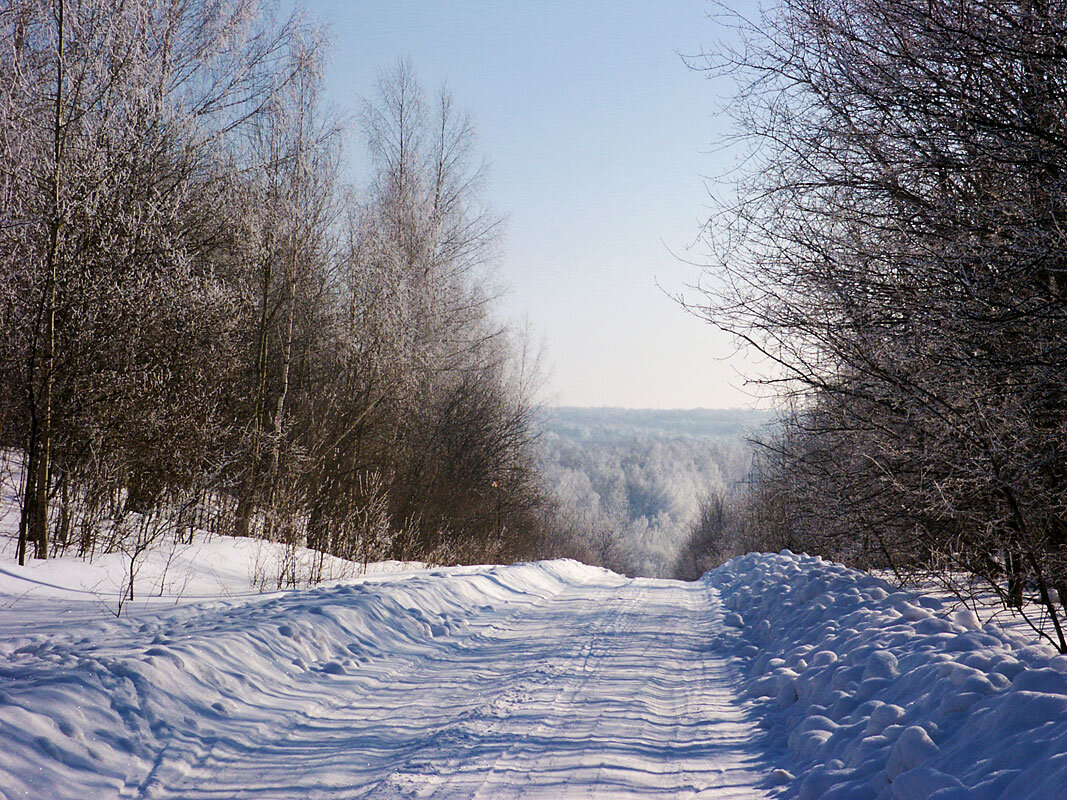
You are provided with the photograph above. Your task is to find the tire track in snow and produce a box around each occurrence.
[128,570,584,799]
[463,582,649,800]
[358,580,635,799]
[435,582,648,800]
[363,578,772,799]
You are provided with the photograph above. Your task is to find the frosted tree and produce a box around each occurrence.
[696,0,1067,650]
[233,27,338,541]
[0,0,324,560]
[341,61,541,561]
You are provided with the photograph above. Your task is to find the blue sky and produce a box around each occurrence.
[305,0,762,409]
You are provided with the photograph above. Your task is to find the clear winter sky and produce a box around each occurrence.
[307,0,762,409]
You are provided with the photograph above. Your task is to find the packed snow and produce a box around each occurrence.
[1,539,1065,798]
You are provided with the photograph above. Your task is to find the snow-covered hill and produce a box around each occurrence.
[1,541,1064,799]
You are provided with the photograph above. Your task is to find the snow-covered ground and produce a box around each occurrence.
[0,531,422,623]
[0,542,771,799]
[708,552,1067,800]
[1,541,1065,799]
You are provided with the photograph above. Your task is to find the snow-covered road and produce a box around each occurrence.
[348,578,768,800]
[1,561,771,799]
[140,577,769,799]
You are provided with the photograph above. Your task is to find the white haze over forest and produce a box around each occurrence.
[537,408,772,578]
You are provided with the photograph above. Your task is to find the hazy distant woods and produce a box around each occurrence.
[692,0,1067,650]
[0,0,545,574]
[539,409,763,578]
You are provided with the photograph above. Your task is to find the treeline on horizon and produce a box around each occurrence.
[539,408,762,579]
[683,0,1067,652]
[0,0,560,578]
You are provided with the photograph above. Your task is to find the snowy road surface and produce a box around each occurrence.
[332,577,768,800]
[0,561,771,799]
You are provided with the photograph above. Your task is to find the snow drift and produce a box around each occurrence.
[707,551,1067,800]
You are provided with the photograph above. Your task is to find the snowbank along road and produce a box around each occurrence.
[0,560,771,799]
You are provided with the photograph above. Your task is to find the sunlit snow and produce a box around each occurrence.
[1,540,1065,798]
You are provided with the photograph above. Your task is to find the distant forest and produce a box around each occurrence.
[537,408,769,578]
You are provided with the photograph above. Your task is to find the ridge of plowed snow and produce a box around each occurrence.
[706,551,1067,800]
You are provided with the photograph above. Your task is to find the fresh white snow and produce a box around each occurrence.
[1,541,1066,799]
[708,551,1067,800]
[0,541,771,799]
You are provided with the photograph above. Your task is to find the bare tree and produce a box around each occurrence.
[695,0,1067,649]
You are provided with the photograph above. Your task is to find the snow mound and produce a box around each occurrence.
[705,551,1067,800]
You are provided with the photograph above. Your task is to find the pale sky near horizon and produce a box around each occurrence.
[306,0,765,410]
